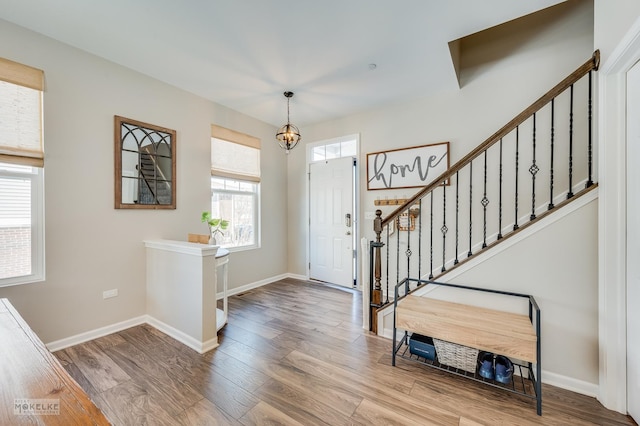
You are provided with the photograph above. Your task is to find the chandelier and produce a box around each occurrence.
[275,91,301,153]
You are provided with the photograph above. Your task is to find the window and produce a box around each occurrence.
[310,136,357,162]
[210,125,260,250]
[0,58,45,286]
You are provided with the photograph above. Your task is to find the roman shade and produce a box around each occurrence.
[211,125,260,182]
[0,58,44,167]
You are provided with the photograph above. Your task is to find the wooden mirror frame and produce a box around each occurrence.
[114,116,176,209]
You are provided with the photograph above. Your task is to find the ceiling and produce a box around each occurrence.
[0,0,565,127]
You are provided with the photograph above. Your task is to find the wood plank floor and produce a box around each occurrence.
[54,278,636,425]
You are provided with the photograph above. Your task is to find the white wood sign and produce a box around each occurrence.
[367,142,450,190]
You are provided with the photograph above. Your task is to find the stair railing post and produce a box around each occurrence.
[371,209,384,333]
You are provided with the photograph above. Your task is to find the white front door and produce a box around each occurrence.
[626,59,640,423]
[309,157,354,287]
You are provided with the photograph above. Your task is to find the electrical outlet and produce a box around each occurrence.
[103,289,118,299]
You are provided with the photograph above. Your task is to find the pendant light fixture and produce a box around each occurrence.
[275,91,301,154]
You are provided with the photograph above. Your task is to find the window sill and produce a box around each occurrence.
[221,244,259,254]
[0,273,45,288]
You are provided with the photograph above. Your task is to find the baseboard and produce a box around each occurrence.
[45,315,147,352]
[542,370,599,398]
[48,273,293,351]
[145,315,218,354]
[285,273,308,281]
[216,272,301,299]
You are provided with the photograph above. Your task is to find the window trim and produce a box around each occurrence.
[211,176,260,252]
[0,165,45,287]
[210,125,261,252]
[307,134,359,163]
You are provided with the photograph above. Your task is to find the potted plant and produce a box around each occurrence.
[201,211,229,245]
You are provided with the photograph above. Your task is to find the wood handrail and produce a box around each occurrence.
[381,50,600,228]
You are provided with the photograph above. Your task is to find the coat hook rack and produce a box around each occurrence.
[374,197,410,206]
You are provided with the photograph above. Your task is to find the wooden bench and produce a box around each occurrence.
[396,294,537,362]
[0,298,110,425]
[392,281,541,415]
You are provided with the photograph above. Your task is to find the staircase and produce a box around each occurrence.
[368,51,600,334]
[137,150,171,205]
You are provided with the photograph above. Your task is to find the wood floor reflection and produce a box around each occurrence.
[55,278,635,425]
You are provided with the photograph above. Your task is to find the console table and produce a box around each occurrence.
[0,298,109,425]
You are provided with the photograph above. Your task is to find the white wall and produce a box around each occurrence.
[0,19,288,343]
[452,199,599,386]
[288,1,598,387]
[595,0,640,64]
[289,0,594,277]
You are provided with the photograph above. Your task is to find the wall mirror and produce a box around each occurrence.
[114,116,176,209]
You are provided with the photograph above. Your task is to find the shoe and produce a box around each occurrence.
[495,355,514,384]
[477,351,494,380]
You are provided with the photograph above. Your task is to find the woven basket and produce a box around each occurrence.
[433,339,479,373]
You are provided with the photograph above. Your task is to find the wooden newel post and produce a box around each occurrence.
[371,209,383,333]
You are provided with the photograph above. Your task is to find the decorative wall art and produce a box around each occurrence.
[114,116,176,209]
[396,212,415,232]
[367,142,450,190]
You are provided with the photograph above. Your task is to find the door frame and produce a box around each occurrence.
[625,57,640,422]
[598,18,640,414]
[306,135,361,289]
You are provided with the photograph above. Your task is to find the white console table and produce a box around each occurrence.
[144,239,229,353]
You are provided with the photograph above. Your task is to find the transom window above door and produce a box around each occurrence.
[310,136,357,162]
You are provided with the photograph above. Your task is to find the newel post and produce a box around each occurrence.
[371,209,383,333]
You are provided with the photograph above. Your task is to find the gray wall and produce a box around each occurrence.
[0,19,288,343]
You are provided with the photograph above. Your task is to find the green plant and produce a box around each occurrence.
[201,211,229,241]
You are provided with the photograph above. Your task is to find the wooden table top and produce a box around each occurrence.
[0,298,110,425]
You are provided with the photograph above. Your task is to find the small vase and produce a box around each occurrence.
[209,235,216,245]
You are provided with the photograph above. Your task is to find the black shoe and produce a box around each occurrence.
[478,351,494,380]
[495,355,514,384]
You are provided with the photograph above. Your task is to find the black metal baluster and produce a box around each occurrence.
[587,70,594,188]
[530,113,538,221]
[514,127,520,231]
[498,138,503,239]
[385,226,390,304]
[405,207,411,285]
[417,199,422,283]
[568,84,575,199]
[549,98,555,210]
[455,171,460,265]
[481,150,489,248]
[441,183,448,272]
[468,161,473,257]
[429,191,434,279]
[396,215,400,296]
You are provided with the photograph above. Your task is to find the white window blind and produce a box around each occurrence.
[0,175,30,226]
[0,58,44,167]
[211,125,260,182]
